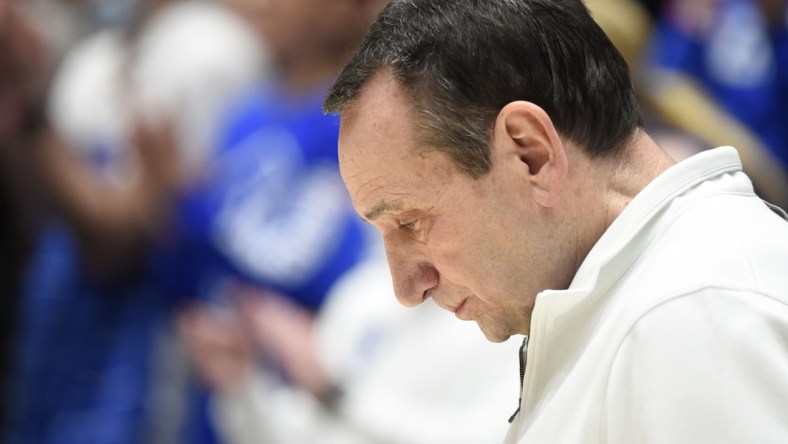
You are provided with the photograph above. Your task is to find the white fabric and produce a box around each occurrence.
[505,146,788,443]
[48,2,266,179]
[132,1,267,177]
[48,29,130,161]
[214,251,522,444]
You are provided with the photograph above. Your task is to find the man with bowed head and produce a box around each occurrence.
[324,0,788,442]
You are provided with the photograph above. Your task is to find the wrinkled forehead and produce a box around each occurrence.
[337,70,413,145]
[336,72,421,202]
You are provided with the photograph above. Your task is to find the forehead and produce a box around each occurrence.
[338,71,414,156]
[338,72,464,220]
[337,73,425,210]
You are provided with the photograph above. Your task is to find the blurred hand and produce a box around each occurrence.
[178,303,254,392]
[132,115,182,197]
[235,287,333,399]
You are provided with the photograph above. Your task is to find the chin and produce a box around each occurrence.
[477,322,511,343]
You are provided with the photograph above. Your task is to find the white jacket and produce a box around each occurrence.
[505,147,788,443]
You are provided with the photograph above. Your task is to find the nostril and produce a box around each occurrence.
[386,252,438,307]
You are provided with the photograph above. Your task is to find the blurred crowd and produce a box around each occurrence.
[0,0,786,444]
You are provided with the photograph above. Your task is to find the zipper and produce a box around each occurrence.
[508,335,529,423]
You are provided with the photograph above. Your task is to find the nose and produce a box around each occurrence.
[384,236,439,307]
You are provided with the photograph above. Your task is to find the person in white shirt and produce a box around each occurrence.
[322,0,788,442]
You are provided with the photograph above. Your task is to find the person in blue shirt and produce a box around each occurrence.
[174,0,390,312]
[4,0,387,442]
[188,85,367,312]
[174,0,390,437]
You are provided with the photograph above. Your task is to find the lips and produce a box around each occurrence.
[431,293,472,319]
[453,298,468,318]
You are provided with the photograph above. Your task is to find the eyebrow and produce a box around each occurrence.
[363,199,403,221]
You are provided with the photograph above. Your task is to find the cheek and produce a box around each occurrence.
[429,220,507,291]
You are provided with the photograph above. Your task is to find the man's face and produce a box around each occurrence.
[338,73,556,342]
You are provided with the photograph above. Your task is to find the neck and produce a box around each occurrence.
[568,129,676,273]
[599,130,675,222]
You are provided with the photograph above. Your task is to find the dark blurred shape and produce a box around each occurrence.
[635,0,665,18]
[0,0,53,431]
[2,1,267,443]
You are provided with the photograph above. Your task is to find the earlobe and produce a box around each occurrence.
[497,101,568,207]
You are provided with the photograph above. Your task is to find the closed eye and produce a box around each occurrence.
[399,219,418,231]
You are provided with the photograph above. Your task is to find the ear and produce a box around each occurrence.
[492,101,568,207]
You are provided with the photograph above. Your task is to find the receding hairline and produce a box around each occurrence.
[338,68,473,164]
[331,68,434,147]
[324,65,395,116]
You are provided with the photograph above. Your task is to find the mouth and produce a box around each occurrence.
[453,298,468,316]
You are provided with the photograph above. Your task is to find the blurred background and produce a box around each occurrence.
[0,0,786,443]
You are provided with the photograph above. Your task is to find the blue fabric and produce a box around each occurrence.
[648,0,788,166]
[180,82,368,311]
[5,226,176,444]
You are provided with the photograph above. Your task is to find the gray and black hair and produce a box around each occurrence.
[324,0,643,178]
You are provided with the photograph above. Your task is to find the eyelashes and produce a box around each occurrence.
[398,219,418,231]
